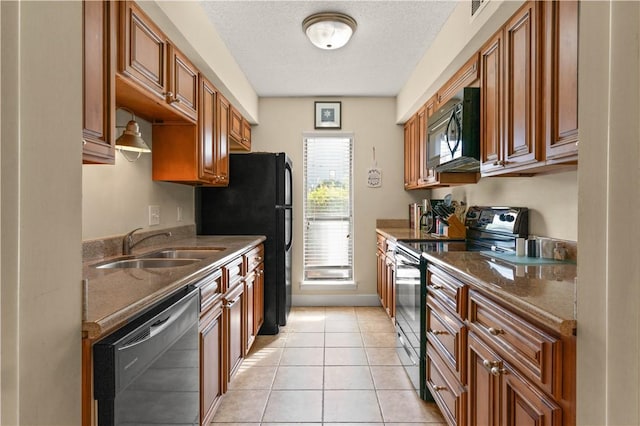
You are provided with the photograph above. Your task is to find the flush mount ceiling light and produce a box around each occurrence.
[115,108,151,162]
[302,12,357,50]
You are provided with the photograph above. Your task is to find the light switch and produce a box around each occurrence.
[148,205,160,226]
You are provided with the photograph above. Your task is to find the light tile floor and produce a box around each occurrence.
[212,306,446,425]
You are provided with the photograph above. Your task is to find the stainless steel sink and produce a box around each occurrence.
[93,258,202,269]
[138,248,225,259]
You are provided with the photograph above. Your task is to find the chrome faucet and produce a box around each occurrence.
[122,227,172,255]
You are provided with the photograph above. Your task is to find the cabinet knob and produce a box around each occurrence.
[82,139,87,146]
[256,256,263,262]
[490,366,507,376]
[488,327,504,336]
[575,141,579,147]
[483,359,499,369]
[430,329,449,336]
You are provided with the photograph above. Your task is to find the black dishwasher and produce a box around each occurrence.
[93,286,200,426]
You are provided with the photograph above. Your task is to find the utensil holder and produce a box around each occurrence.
[443,214,466,239]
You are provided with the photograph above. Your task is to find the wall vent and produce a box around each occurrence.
[471,0,486,17]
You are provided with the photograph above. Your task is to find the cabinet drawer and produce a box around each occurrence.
[427,294,467,385]
[468,290,562,397]
[223,256,244,292]
[199,269,223,313]
[244,244,264,273]
[427,264,468,321]
[426,342,467,426]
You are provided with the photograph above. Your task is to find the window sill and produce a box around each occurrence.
[300,280,357,291]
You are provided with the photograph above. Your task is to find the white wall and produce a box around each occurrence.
[431,171,578,241]
[1,2,82,424]
[253,98,428,303]
[577,2,640,424]
[82,111,195,240]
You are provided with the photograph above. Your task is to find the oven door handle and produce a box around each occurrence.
[397,333,418,365]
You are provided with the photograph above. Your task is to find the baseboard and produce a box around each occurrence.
[292,294,380,307]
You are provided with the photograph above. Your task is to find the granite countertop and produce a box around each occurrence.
[376,227,463,242]
[422,250,577,336]
[377,226,577,336]
[82,235,265,340]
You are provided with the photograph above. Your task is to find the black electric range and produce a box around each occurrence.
[394,206,528,401]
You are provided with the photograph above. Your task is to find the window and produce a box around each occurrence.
[303,133,354,284]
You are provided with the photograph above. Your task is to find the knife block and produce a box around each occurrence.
[443,215,466,239]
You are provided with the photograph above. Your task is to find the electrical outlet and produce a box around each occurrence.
[177,206,183,222]
[148,205,160,226]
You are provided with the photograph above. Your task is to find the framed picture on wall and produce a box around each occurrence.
[314,101,341,129]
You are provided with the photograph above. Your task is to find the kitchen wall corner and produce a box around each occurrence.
[82,110,195,241]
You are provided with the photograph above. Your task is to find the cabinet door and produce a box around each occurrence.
[200,303,223,426]
[240,119,252,151]
[385,255,395,318]
[83,0,115,164]
[544,0,579,161]
[244,273,256,354]
[254,264,264,333]
[229,106,243,145]
[503,2,541,169]
[468,332,501,426]
[403,115,418,189]
[437,52,480,105]
[199,76,217,183]
[216,94,231,185]
[480,30,504,175]
[118,1,167,99]
[168,44,198,121]
[224,285,244,383]
[417,106,438,186]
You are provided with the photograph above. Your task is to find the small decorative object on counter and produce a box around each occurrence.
[526,237,539,257]
[553,242,567,260]
[516,238,526,256]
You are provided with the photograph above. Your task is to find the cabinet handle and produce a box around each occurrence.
[430,330,449,336]
[82,139,87,146]
[488,327,504,336]
[575,141,579,147]
[433,385,447,392]
[225,295,242,309]
[429,284,443,290]
[163,91,181,104]
[483,359,500,369]
[492,160,506,167]
[490,366,507,376]
[256,256,263,262]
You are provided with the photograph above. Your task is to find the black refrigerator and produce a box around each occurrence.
[195,152,292,334]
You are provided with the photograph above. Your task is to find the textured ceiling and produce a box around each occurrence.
[199,1,458,97]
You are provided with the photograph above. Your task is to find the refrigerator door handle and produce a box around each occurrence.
[286,208,293,251]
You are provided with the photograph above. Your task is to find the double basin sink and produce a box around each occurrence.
[92,248,225,269]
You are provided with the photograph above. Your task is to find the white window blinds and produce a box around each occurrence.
[303,134,354,282]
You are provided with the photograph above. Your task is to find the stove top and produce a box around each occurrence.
[397,206,529,257]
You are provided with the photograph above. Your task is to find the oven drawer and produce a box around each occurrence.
[468,289,562,398]
[427,294,467,385]
[426,341,467,426]
[427,264,468,321]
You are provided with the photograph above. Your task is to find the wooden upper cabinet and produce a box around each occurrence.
[229,105,251,151]
[116,1,196,123]
[168,43,198,121]
[199,76,218,183]
[83,0,116,164]
[216,94,231,185]
[481,1,543,176]
[118,1,167,99]
[480,30,504,174]
[403,115,419,189]
[502,1,542,170]
[437,52,480,106]
[544,0,579,162]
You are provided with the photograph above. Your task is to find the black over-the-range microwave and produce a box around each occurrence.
[427,87,480,173]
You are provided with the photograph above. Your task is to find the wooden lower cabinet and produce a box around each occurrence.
[375,233,396,318]
[244,271,256,353]
[424,266,574,426]
[200,298,223,426]
[223,283,245,386]
[468,332,562,426]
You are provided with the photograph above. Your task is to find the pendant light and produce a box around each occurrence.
[115,108,151,162]
[303,12,357,50]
